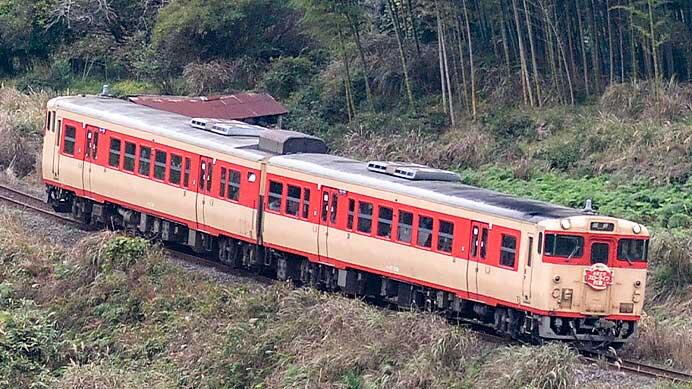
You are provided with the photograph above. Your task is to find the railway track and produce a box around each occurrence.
[1,183,691,384]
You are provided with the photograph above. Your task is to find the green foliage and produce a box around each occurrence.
[260,56,317,99]
[480,344,577,389]
[100,236,151,273]
[460,166,692,230]
[0,301,61,387]
[111,80,160,97]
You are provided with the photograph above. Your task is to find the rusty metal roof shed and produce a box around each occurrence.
[129,93,288,121]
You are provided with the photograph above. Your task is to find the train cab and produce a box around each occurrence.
[531,214,649,344]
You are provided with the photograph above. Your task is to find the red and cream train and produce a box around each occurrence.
[42,95,649,346]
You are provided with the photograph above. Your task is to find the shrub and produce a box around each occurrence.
[182,60,236,95]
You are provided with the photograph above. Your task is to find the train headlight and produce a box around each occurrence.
[560,219,571,230]
[632,224,642,234]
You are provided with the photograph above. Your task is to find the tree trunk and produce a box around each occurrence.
[607,0,615,85]
[564,2,578,88]
[461,0,477,118]
[455,13,470,111]
[629,0,638,81]
[500,3,512,79]
[648,0,659,83]
[437,3,448,114]
[348,16,374,111]
[576,0,590,96]
[523,0,542,106]
[388,0,415,110]
[407,0,422,56]
[586,0,602,91]
[512,0,533,106]
[338,29,356,122]
[618,10,625,82]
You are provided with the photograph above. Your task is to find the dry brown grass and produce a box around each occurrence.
[626,315,692,371]
[599,80,692,122]
[476,343,578,389]
[334,125,496,170]
[0,86,52,177]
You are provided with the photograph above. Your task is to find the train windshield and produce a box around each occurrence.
[544,234,584,259]
[617,239,648,263]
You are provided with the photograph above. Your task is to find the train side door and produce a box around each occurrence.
[196,156,215,230]
[521,235,535,304]
[82,126,100,194]
[467,221,489,299]
[317,186,339,261]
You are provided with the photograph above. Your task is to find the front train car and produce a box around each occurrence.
[530,214,648,345]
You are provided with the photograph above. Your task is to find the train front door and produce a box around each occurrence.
[467,221,489,299]
[196,156,215,230]
[82,125,100,194]
[317,186,339,261]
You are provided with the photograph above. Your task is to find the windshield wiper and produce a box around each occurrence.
[566,245,580,261]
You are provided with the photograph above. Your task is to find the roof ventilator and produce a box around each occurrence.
[367,161,460,182]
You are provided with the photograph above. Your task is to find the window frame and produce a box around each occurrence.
[169,154,183,186]
[617,239,648,263]
[301,188,311,219]
[108,137,122,168]
[138,146,152,177]
[154,150,167,181]
[62,125,77,156]
[356,201,373,235]
[437,220,454,254]
[267,180,284,213]
[286,184,301,217]
[499,234,518,268]
[123,141,136,172]
[416,214,434,249]
[376,206,393,239]
[397,210,414,244]
[228,169,241,202]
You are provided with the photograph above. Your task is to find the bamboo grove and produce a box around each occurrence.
[298,0,692,121]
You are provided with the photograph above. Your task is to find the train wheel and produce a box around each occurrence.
[218,237,240,267]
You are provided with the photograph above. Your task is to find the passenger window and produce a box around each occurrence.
[377,206,393,238]
[154,151,167,180]
[480,228,488,259]
[357,202,373,234]
[228,169,241,201]
[471,226,479,256]
[302,189,311,218]
[397,210,413,243]
[347,199,355,229]
[437,220,454,253]
[220,168,227,197]
[500,234,517,267]
[123,142,136,172]
[138,147,151,176]
[591,242,610,265]
[417,216,433,248]
[56,120,62,146]
[108,138,121,168]
[91,132,99,159]
[206,163,213,191]
[268,181,283,211]
[183,158,191,187]
[321,193,329,221]
[544,234,584,258]
[330,193,339,223]
[170,154,182,185]
[286,185,301,216]
[63,125,76,155]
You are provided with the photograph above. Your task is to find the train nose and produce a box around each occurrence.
[582,263,614,314]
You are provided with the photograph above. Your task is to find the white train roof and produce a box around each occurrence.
[269,153,585,223]
[49,96,272,161]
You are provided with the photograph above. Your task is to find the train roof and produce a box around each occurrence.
[269,154,585,223]
[49,96,273,161]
